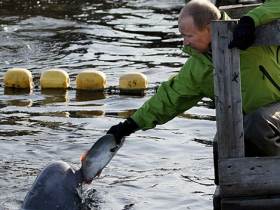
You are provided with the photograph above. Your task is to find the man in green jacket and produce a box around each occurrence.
[108,0,280,156]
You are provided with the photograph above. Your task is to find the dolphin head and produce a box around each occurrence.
[21,134,124,210]
[21,161,82,210]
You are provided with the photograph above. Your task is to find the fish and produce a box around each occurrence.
[81,134,125,182]
[21,134,124,210]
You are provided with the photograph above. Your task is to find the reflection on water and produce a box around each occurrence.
[4,87,32,95]
[40,89,69,104]
[0,0,217,210]
[76,90,106,102]
[5,99,33,107]
[69,110,105,118]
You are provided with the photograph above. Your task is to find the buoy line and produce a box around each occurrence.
[1,68,160,96]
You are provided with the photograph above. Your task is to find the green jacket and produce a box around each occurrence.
[132,0,280,130]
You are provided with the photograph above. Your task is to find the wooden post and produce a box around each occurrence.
[219,156,280,197]
[211,20,245,159]
[212,19,280,210]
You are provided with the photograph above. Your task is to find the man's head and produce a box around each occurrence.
[178,0,221,53]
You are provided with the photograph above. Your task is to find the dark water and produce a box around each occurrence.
[0,1,216,209]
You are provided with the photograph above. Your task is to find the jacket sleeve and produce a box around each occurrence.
[131,57,207,130]
[246,0,280,27]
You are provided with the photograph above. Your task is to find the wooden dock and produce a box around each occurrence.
[211,17,280,210]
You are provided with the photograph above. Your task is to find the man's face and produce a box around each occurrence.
[179,16,211,53]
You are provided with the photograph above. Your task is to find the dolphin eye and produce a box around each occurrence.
[110,146,119,153]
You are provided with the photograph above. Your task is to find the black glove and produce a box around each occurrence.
[107,117,139,144]
[228,16,255,50]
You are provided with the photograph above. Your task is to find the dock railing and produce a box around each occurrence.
[211,19,280,209]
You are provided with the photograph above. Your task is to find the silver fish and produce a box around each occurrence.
[81,134,124,182]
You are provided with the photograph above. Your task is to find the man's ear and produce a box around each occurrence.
[205,24,211,33]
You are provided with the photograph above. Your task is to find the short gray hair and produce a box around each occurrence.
[179,0,221,30]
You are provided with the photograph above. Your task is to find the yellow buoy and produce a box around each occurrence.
[119,72,148,89]
[4,68,33,89]
[119,72,148,95]
[40,69,70,89]
[76,70,107,90]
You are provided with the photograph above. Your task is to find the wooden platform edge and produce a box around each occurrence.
[254,19,280,46]
[221,195,280,210]
[218,156,280,197]
[219,3,261,19]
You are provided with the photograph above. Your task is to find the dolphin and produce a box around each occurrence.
[21,134,123,210]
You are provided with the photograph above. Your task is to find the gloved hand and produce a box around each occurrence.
[228,16,255,50]
[107,117,139,144]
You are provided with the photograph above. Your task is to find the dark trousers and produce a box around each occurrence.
[244,102,280,156]
[213,101,280,184]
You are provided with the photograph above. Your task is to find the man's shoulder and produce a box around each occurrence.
[182,48,213,69]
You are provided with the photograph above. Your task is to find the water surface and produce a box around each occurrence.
[0,1,216,209]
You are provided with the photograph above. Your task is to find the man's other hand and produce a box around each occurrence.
[228,16,255,50]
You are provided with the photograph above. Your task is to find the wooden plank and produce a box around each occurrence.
[215,0,237,6]
[219,156,280,197]
[211,20,245,159]
[213,186,221,210]
[221,195,280,210]
[219,3,261,19]
[254,20,280,46]
[216,0,262,6]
